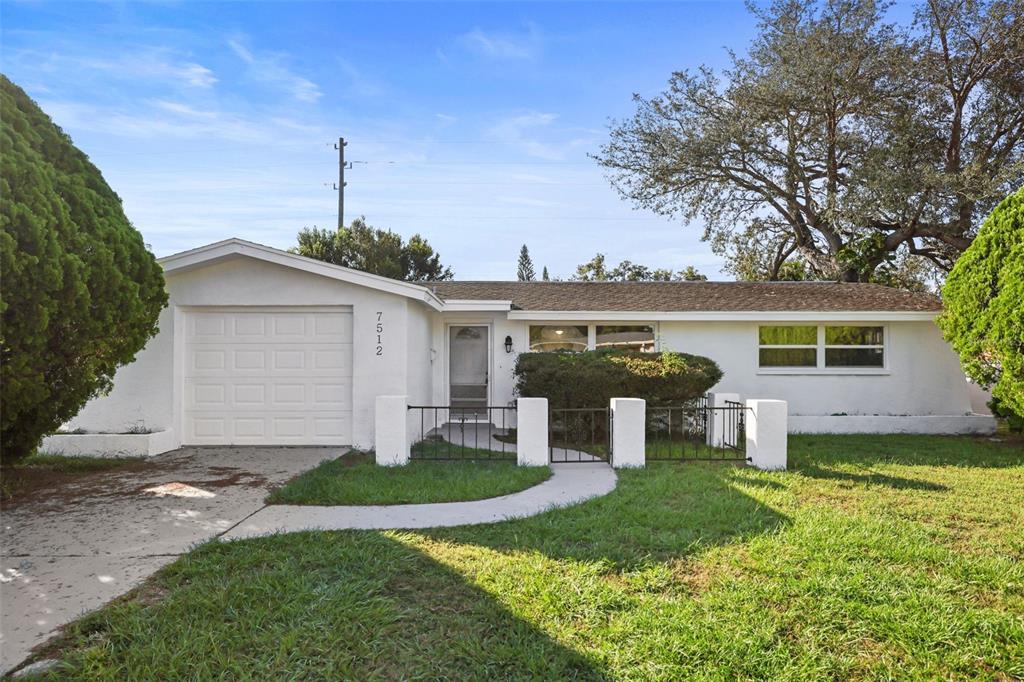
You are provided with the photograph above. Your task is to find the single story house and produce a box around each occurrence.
[48,237,994,456]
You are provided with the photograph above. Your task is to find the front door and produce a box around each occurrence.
[449,326,488,420]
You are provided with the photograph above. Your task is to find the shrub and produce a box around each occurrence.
[0,76,167,462]
[939,187,1024,417]
[514,349,723,407]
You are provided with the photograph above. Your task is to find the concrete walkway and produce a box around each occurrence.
[222,462,617,539]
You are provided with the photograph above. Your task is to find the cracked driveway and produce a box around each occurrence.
[0,446,339,674]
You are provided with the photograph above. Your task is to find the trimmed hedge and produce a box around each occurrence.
[514,349,723,407]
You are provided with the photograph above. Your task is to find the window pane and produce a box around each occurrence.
[595,325,655,352]
[759,325,816,345]
[825,348,884,367]
[529,325,588,352]
[825,326,883,345]
[759,348,817,367]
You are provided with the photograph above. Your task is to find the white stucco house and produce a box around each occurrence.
[45,237,994,456]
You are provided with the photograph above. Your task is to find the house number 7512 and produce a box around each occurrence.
[375,311,383,356]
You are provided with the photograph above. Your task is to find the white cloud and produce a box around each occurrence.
[488,111,565,160]
[6,48,217,89]
[458,25,542,60]
[227,37,321,103]
[435,113,458,127]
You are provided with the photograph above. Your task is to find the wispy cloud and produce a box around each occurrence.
[487,111,565,160]
[336,58,386,98]
[457,24,542,60]
[227,36,321,103]
[5,47,217,89]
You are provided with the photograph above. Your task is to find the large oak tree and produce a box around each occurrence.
[598,0,1024,285]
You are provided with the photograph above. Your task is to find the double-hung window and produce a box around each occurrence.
[758,325,885,371]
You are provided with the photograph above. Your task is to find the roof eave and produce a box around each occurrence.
[506,310,940,321]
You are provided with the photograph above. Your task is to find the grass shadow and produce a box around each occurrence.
[426,460,791,570]
[797,464,949,491]
[37,531,604,680]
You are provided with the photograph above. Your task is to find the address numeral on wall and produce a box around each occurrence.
[375,312,384,356]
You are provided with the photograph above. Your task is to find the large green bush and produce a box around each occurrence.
[0,76,167,462]
[939,187,1024,418]
[514,349,723,407]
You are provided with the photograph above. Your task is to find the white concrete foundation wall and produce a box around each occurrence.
[659,320,973,419]
[40,429,178,458]
[516,398,549,467]
[610,398,646,469]
[790,414,996,435]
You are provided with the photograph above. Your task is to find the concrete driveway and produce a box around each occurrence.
[0,446,339,674]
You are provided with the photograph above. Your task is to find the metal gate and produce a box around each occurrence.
[645,400,748,462]
[549,407,610,463]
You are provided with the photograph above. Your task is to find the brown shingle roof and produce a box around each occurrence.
[428,281,942,312]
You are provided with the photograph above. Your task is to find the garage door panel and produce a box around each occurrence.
[184,309,352,445]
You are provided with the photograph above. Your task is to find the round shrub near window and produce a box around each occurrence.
[513,349,723,407]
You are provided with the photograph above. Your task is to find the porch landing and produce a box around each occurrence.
[221,463,616,538]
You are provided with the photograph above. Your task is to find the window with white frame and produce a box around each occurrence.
[528,325,588,352]
[824,326,884,367]
[758,325,885,369]
[595,325,656,352]
[758,326,817,367]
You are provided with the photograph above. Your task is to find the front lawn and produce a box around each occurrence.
[266,451,552,505]
[33,435,1024,679]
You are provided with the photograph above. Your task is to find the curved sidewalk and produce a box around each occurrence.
[221,463,616,540]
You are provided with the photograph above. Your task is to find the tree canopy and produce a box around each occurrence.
[939,187,1023,416]
[0,76,167,461]
[573,253,707,281]
[294,217,453,281]
[517,244,536,281]
[598,0,1024,286]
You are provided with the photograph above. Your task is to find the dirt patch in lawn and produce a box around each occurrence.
[0,458,162,509]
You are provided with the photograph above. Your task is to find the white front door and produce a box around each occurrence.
[449,325,488,418]
[183,308,353,445]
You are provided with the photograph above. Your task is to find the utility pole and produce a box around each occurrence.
[334,137,350,229]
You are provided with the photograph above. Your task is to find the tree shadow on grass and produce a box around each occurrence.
[796,464,949,491]
[41,531,603,680]
[426,461,791,570]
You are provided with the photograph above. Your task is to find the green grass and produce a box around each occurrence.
[13,453,142,472]
[266,451,552,505]
[32,435,1024,679]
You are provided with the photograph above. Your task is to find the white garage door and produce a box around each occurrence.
[183,308,353,445]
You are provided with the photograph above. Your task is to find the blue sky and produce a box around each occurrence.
[2,1,763,279]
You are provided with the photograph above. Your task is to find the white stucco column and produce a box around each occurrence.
[610,398,646,469]
[746,399,788,471]
[375,395,410,466]
[516,398,549,467]
[706,392,740,448]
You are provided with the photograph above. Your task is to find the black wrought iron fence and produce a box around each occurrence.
[407,405,517,461]
[549,407,610,463]
[646,400,747,462]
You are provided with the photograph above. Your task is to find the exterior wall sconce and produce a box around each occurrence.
[504,335,513,353]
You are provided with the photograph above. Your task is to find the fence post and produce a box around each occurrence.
[516,398,549,467]
[375,395,410,466]
[745,399,787,470]
[706,392,740,447]
[610,398,646,469]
